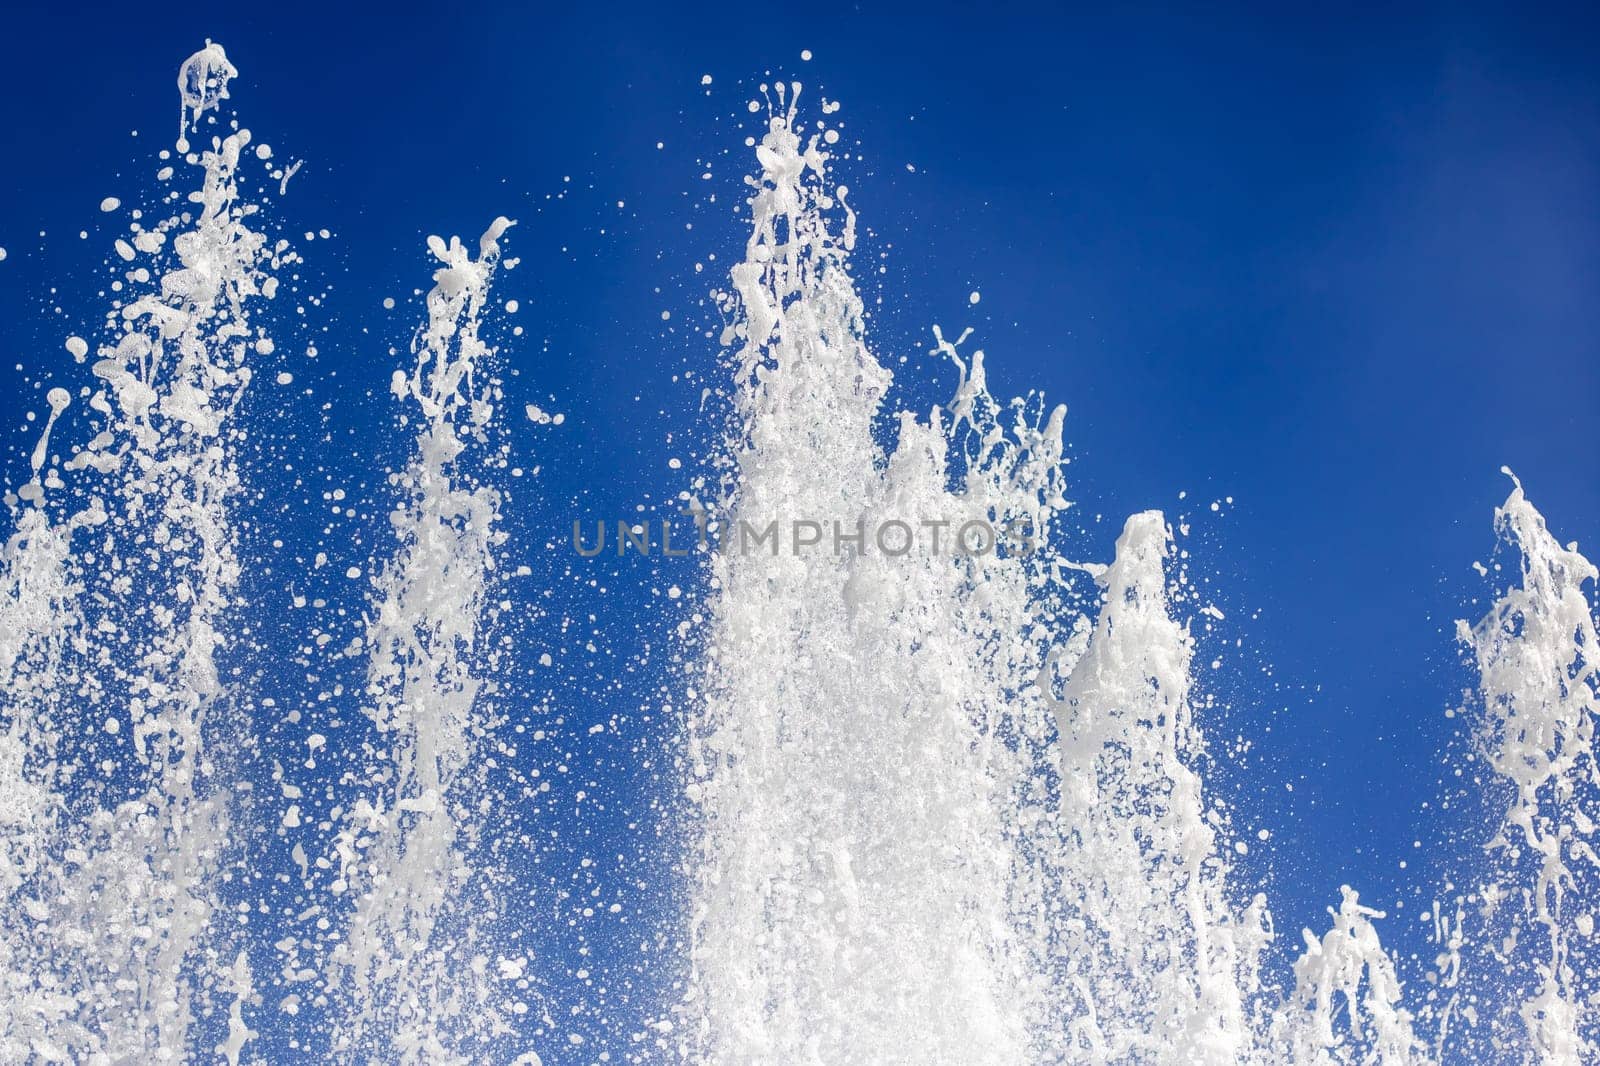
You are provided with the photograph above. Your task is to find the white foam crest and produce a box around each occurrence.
[331,218,517,1063]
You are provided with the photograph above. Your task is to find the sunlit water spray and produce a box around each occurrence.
[681,85,1278,1064]
[0,45,1596,1066]
[681,88,1065,1062]
[329,217,520,1063]
[678,79,1599,1066]
[0,40,294,1062]
[1447,474,1600,1064]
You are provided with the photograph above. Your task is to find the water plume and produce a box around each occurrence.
[681,89,1064,1063]
[330,218,519,1064]
[1450,472,1600,1063]
[0,42,1597,1066]
[676,82,1281,1065]
[0,39,292,1061]
[1040,511,1273,1063]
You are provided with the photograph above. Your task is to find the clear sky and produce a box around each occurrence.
[2,2,1598,1059]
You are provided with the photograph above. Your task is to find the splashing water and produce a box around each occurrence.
[0,40,296,1062]
[1269,885,1425,1065]
[678,82,1600,1065]
[1038,511,1275,1063]
[1,45,1597,1066]
[177,41,237,152]
[682,91,1064,1062]
[1447,472,1600,1064]
[330,217,518,1063]
[679,86,1353,1066]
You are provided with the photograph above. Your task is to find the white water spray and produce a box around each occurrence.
[1039,510,1274,1063]
[1450,472,1600,1063]
[682,89,1066,1062]
[0,45,1596,1066]
[0,40,292,1061]
[330,219,520,1064]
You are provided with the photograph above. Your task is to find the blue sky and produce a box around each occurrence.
[2,1,1598,1057]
